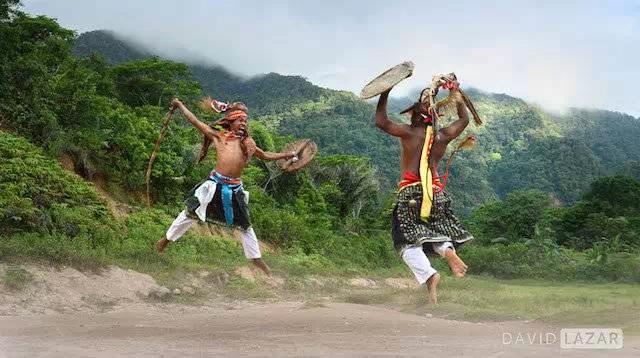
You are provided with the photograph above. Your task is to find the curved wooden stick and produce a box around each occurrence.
[145,109,175,207]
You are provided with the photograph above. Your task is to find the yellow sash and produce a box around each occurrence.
[419,126,434,220]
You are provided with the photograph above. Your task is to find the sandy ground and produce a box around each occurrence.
[1,264,638,357]
[1,302,638,357]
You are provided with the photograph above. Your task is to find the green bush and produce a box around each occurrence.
[460,242,640,282]
[0,132,114,236]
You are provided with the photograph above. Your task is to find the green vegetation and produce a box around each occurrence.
[412,276,640,333]
[73,31,640,210]
[0,0,638,301]
[0,130,395,277]
[464,177,640,282]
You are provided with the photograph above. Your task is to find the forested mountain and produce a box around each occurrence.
[73,30,151,64]
[73,31,402,189]
[73,30,640,211]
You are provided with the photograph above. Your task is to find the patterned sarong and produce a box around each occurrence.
[392,183,473,255]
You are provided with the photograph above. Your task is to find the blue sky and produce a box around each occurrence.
[23,0,640,116]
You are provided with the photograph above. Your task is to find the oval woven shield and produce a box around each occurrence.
[277,139,317,172]
[360,61,414,99]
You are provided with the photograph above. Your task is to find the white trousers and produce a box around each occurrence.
[402,242,454,284]
[165,210,261,259]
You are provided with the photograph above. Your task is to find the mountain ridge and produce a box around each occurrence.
[73,30,640,211]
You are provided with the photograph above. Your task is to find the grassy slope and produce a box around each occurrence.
[0,130,397,277]
[0,131,246,272]
[3,130,638,332]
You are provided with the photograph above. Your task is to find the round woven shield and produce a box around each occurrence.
[360,61,414,99]
[277,139,317,172]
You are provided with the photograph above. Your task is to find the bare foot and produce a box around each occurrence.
[156,237,170,253]
[251,258,272,276]
[426,272,440,304]
[444,249,467,278]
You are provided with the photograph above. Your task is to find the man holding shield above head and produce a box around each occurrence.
[362,63,482,303]
[155,97,315,276]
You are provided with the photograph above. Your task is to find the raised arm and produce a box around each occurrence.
[375,89,411,138]
[437,88,469,144]
[254,146,295,161]
[171,98,219,141]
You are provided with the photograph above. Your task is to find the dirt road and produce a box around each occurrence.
[1,302,637,357]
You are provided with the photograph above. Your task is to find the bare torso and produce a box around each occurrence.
[399,125,447,177]
[375,88,469,181]
[212,135,256,178]
[169,99,293,179]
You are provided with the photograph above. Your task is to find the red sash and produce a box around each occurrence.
[399,171,448,192]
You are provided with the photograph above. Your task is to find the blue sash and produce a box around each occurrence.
[209,171,244,225]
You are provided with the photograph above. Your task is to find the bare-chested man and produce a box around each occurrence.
[375,80,474,304]
[156,98,296,275]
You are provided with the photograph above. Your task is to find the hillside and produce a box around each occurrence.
[73,30,151,64]
[0,131,116,264]
[71,30,640,211]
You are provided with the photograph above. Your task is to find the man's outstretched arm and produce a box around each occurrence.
[171,98,219,141]
[254,147,295,161]
[375,89,411,138]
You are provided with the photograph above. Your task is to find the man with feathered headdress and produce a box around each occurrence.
[156,97,297,275]
[374,74,481,303]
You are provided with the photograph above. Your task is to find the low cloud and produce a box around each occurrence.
[24,0,640,116]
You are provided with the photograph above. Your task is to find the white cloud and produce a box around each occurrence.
[23,0,640,116]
